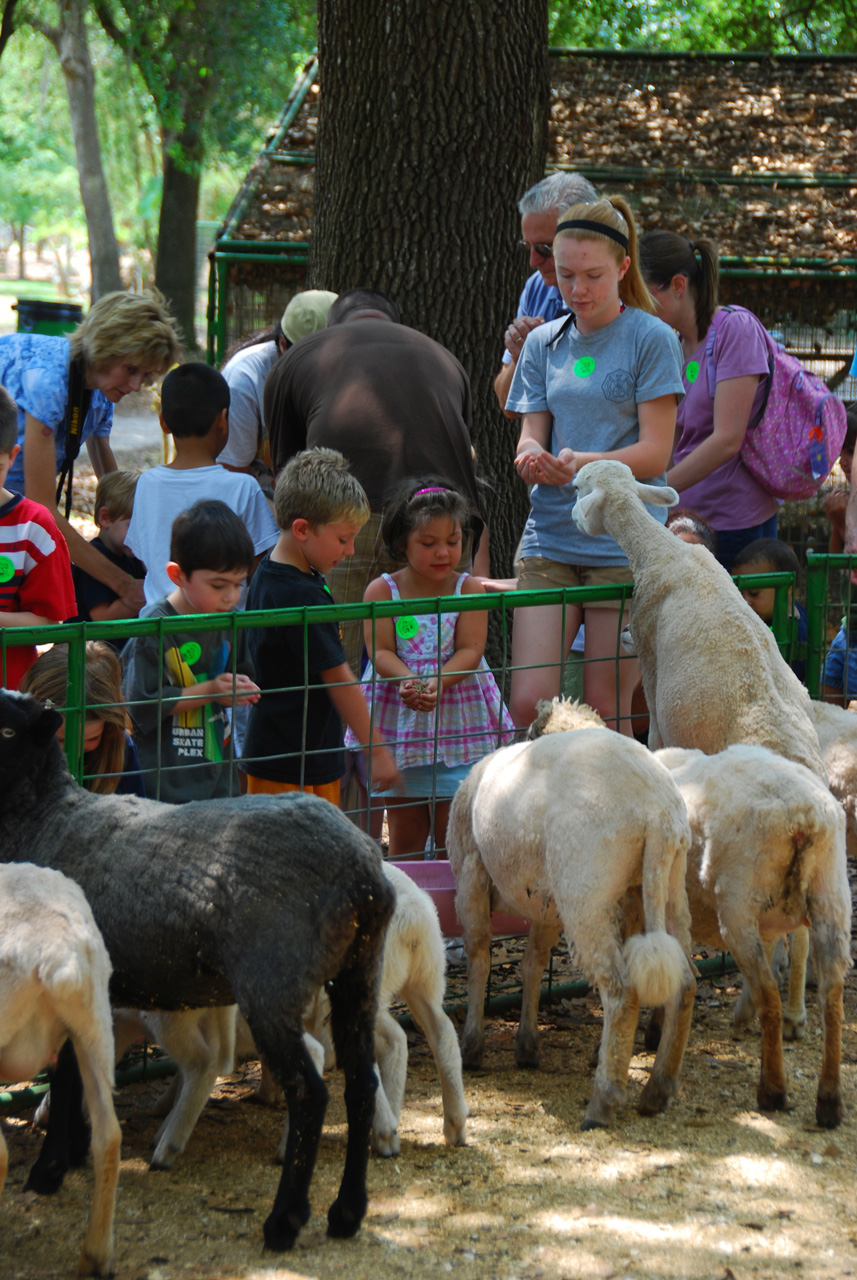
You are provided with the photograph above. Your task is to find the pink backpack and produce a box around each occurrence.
[705,307,847,501]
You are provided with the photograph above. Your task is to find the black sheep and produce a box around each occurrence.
[0,689,395,1251]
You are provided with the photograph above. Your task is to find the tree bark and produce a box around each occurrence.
[312,0,549,578]
[154,134,204,352]
[36,1,123,299]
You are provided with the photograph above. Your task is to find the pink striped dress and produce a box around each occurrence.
[345,573,515,769]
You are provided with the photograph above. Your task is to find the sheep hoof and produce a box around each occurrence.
[757,1082,787,1112]
[443,1116,468,1147]
[514,1040,540,1069]
[581,1113,610,1132]
[816,1088,844,1129]
[637,1077,672,1116]
[149,1152,176,1172]
[76,1248,113,1278]
[263,1203,309,1251]
[461,1039,485,1071]
[327,1194,367,1239]
[782,1015,807,1042]
[371,1130,400,1158]
[24,1155,68,1196]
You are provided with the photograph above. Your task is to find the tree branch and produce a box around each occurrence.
[0,0,20,62]
[92,0,127,51]
[24,13,61,51]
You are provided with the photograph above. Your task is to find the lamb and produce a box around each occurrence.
[571,460,825,778]
[113,862,468,1165]
[0,689,395,1252]
[0,863,121,1277]
[447,703,697,1129]
[654,744,851,1128]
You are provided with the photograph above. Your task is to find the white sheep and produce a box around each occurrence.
[0,863,121,1277]
[810,699,857,855]
[447,703,697,1129]
[655,744,851,1127]
[113,862,468,1165]
[571,460,826,778]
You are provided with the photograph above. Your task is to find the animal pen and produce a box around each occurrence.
[0,555,847,1119]
[5,43,857,1118]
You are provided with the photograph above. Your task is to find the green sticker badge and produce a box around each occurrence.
[395,615,419,640]
[685,360,700,384]
[179,640,202,666]
[574,356,595,378]
[0,555,14,584]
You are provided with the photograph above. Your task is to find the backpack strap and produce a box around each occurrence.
[703,306,735,400]
[56,357,92,520]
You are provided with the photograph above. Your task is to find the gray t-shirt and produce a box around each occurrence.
[507,306,684,566]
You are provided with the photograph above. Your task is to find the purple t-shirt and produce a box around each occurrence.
[675,308,776,530]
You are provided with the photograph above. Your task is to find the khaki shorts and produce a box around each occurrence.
[516,557,633,612]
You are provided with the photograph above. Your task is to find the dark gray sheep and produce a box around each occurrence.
[0,689,395,1252]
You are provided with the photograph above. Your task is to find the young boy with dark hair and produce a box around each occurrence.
[733,536,807,680]
[0,384,76,688]
[241,447,400,803]
[126,362,277,606]
[72,469,146,633]
[121,499,260,802]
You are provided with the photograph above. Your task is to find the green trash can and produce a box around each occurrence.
[13,299,84,336]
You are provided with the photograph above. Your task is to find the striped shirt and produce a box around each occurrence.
[0,492,75,688]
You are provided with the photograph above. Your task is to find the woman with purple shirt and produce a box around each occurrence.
[639,231,776,570]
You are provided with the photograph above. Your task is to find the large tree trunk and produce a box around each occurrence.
[154,140,203,352]
[48,0,122,299]
[312,0,549,578]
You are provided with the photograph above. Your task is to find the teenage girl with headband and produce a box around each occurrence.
[506,196,684,733]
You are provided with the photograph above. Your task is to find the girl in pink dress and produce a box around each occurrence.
[346,479,514,858]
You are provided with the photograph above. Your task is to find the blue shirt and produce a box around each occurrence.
[824,625,857,700]
[0,334,113,490]
[507,307,684,566]
[501,273,569,365]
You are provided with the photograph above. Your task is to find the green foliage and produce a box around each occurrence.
[94,0,317,175]
[0,28,81,235]
[548,0,857,52]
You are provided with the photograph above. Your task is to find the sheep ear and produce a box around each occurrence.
[635,482,680,509]
[31,705,64,746]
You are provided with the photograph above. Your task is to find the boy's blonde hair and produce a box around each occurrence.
[554,195,656,314]
[95,469,140,523]
[68,288,184,374]
[274,448,370,531]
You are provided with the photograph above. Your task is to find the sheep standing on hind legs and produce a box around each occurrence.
[447,707,697,1130]
[0,689,395,1252]
[572,460,827,1043]
[0,863,120,1277]
[571,460,825,778]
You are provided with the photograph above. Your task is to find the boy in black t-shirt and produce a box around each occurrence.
[72,469,146,639]
[241,448,400,803]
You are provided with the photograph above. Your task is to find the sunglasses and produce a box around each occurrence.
[519,240,554,260]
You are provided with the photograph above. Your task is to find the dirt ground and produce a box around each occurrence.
[2,955,857,1280]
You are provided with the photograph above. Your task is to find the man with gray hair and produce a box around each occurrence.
[494,171,597,414]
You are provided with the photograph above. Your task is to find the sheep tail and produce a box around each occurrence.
[624,931,687,1008]
[624,821,691,1006]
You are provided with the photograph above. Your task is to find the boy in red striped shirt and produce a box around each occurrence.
[0,386,75,688]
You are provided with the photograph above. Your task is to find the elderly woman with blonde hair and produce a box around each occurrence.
[0,289,183,611]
